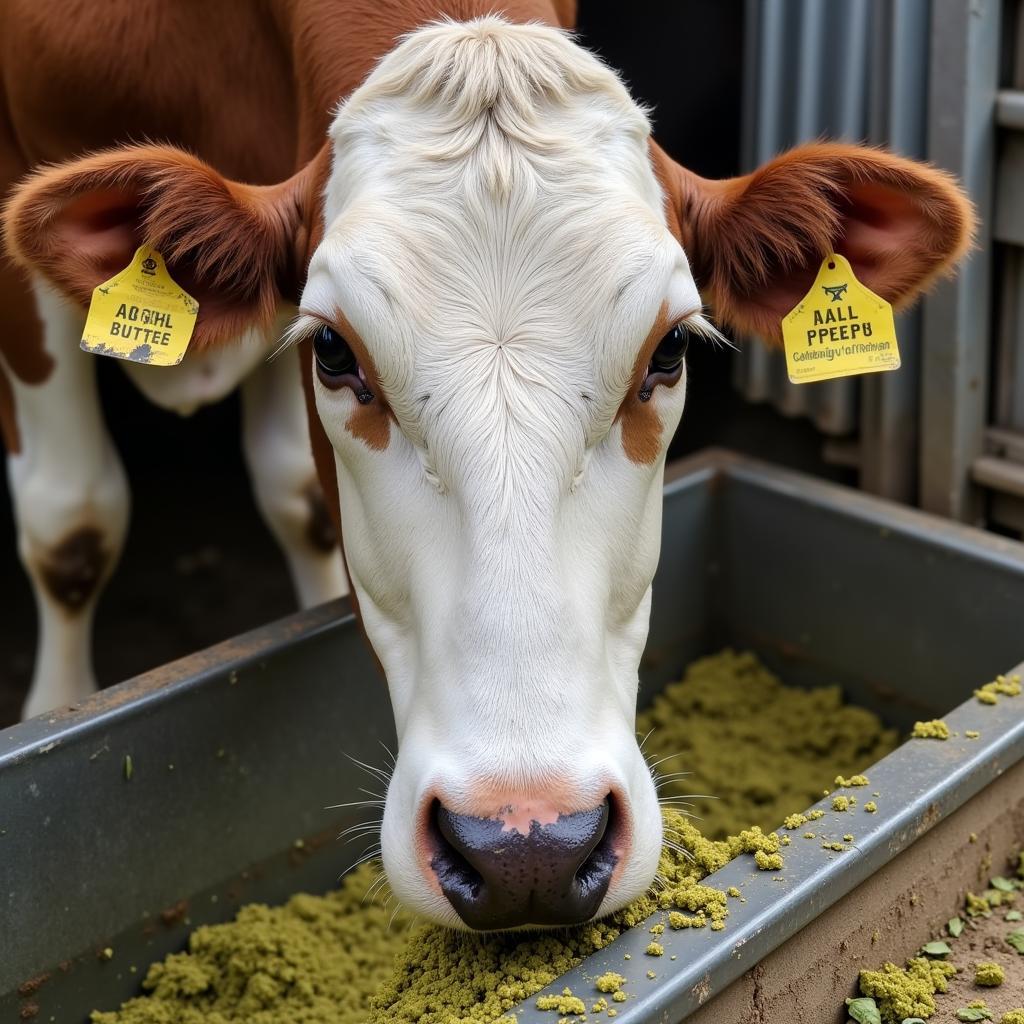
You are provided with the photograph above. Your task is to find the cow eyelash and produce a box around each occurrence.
[639,313,725,402]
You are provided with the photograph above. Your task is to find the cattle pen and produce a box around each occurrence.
[4,450,1023,1022]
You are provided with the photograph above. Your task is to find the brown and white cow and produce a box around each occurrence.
[1,1,972,930]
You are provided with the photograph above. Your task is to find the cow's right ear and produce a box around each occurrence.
[2,144,327,350]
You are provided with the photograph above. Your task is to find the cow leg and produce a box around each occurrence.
[6,279,130,719]
[241,340,347,608]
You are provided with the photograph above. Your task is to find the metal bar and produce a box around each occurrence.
[920,0,1002,521]
[859,0,929,502]
[996,88,1024,128]
[972,453,1024,497]
[985,424,1024,460]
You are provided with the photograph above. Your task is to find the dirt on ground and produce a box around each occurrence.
[933,869,1024,1022]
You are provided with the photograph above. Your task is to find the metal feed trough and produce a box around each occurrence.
[3,448,1024,1022]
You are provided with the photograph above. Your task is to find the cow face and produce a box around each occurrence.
[293,20,714,929]
[4,17,973,933]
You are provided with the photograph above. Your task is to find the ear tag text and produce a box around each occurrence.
[781,253,900,384]
[81,245,198,366]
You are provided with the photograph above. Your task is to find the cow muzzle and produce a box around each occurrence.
[427,796,619,930]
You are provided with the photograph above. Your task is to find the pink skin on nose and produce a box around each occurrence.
[493,801,563,834]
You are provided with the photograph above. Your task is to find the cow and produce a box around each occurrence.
[1,1,973,931]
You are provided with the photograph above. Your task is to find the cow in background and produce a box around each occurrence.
[2,2,972,928]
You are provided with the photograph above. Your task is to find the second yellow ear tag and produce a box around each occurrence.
[81,245,198,366]
[781,253,900,384]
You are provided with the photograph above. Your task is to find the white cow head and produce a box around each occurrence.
[5,17,973,930]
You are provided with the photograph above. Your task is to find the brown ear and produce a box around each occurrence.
[2,144,327,349]
[653,142,976,341]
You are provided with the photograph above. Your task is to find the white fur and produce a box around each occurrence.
[6,278,129,718]
[8,288,346,720]
[303,19,703,926]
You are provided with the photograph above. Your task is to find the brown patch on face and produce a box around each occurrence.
[617,302,673,466]
[39,527,108,611]
[320,310,391,452]
[304,480,338,552]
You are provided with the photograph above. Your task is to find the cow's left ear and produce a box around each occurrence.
[652,142,975,342]
[3,144,328,350]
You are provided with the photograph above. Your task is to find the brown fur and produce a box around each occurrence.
[305,481,339,551]
[3,146,328,351]
[38,526,108,611]
[618,301,673,466]
[651,140,976,342]
[0,0,568,459]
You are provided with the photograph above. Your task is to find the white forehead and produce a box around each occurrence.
[305,17,698,430]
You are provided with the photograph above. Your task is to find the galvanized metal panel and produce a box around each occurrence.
[5,450,1024,1023]
[920,0,1002,521]
[735,0,931,507]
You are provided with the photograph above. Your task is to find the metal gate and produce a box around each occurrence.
[737,0,1006,517]
[977,0,1024,532]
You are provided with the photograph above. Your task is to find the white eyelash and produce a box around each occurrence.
[268,312,324,363]
[681,310,735,351]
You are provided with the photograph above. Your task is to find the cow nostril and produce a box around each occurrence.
[428,797,618,930]
[429,800,486,905]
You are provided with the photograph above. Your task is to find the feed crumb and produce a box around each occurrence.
[832,796,850,812]
[911,719,951,740]
[966,892,992,917]
[726,887,741,898]
[974,962,1004,987]
[858,957,957,1021]
[595,973,625,994]
[808,809,825,821]
[645,970,656,979]
[822,842,846,852]
[536,993,586,1015]
[975,674,1022,705]
[843,835,854,843]
[645,942,664,957]
[648,923,665,935]
[780,836,791,846]
[1000,1012,1024,1024]
[754,850,784,871]
[864,802,878,813]
[835,774,870,787]
[966,731,981,739]
[99,949,114,962]
[804,832,816,839]
[612,991,626,1003]
[591,998,608,1013]
[783,813,807,830]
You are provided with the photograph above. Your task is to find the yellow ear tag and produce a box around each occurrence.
[81,245,198,366]
[781,253,900,384]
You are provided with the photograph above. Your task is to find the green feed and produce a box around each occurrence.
[639,649,898,838]
[91,650,897,1024]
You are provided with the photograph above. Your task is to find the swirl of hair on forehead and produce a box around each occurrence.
[331,16,652,201]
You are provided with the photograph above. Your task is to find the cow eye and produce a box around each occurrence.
[639,324,689,401]
[313,324,358,378]
[651,324,689,373]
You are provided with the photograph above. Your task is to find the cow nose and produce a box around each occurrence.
[429,799,616,929]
